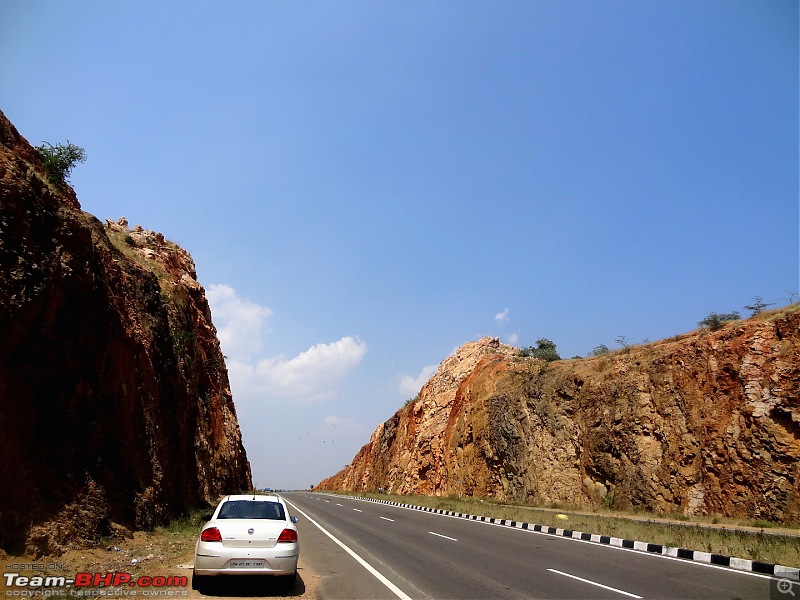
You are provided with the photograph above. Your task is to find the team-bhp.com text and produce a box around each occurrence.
[4,572,188,597]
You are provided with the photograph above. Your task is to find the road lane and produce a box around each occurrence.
[287,498,404,599]
[291,500,412,599]
[286,494,589,598]
[285,492,772,599]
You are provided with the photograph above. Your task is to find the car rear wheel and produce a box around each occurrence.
[278,571,296,594]
[191,570,209,592]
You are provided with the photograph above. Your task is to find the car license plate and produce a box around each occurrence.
[230,560,265,568]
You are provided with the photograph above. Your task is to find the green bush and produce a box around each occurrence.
[699,311,740,331]
[35,141,86,187]
[519,338,561,362]
[404,395,419,407]
[589,344,610,357]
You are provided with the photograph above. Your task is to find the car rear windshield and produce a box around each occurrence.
[217,500,286,520]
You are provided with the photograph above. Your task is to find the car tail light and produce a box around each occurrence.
[200,527,222,542]
[277,528,297,543]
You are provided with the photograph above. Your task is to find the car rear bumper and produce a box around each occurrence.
[194,548,299,576]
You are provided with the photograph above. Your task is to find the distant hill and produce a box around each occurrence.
[317,309,800,522]
[0,110,252,556]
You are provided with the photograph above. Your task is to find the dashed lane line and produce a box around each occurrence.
[429,531,458,542]
[285,499,413,600]
[548,568,642,599]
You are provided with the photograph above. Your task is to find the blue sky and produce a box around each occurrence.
[2,1,797,491]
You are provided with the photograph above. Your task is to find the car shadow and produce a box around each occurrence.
[192,573,305,597]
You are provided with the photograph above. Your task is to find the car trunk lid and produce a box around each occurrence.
[216,520,289,549]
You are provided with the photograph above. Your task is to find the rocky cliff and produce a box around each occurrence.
[318,311,800,523]
[0,110,252,556]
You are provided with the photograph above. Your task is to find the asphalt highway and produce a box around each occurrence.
[284,492,783,600]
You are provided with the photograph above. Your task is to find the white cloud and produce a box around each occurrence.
[207,283,367,404]
[507,333,519,345]
[399,364,437,396]
[207,284,272,360]
[230,336,368,403]
[495,308,510,324]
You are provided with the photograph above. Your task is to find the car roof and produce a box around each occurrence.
[221,494,283,503]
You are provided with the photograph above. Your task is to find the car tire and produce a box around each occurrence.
[191,570,208,592]
[278,571,296,594]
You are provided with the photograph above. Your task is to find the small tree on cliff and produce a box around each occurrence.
[35,141,86,188]
[744,296,773,316]
[589,344,610,357]
[519,338,561,361]
[699,311,741,331]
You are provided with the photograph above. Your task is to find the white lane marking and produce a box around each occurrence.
[285,499,412,600]
[312,494,784,588]
[337,503,343,506]
[353,508,362,512]
[380,517,394,522]
[548,569,642,599]
[330,494,781,582]
[429,531,458,542]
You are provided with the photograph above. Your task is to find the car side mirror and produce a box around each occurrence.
[290,516,299,524]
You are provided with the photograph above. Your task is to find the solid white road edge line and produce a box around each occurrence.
[547,568,642,599]
[332,494,778,581]
[285,499,412,600]
[428,531,458,542]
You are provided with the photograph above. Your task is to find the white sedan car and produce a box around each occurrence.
[193,494,300,591]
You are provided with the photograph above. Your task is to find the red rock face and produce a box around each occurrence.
[318,317,800,522]
[0,111,252,556]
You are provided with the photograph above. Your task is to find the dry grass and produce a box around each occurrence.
[105,228,171,282]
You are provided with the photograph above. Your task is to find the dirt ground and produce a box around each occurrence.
[1,528,321,600]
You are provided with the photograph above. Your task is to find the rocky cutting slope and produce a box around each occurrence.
[0,110,251,556]
[318,311,800,522]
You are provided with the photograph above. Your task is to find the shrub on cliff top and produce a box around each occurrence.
[519,338,561,361]
[35,141,86,187]
[699,311,741,331]
[744,296,773,316]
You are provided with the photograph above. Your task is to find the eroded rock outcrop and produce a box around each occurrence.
[318,312,800,522]
[0,110,252,556]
